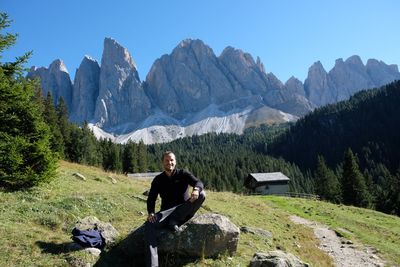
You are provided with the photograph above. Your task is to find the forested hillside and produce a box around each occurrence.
[269,80,400,214]
[146,125,313,193]
[270,80,400,172]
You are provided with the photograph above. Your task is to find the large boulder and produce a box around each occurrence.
[118,213,240,266]
[74,216,119,247]
[249,251,309,267]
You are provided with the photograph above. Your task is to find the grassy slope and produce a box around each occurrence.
[0,161,398,266]
[264,196,400,266]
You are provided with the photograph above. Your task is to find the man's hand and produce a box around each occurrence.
[189,187,200,202]
[147,213,157,223]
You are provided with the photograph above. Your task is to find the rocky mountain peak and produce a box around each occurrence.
[94,37,148,129]
[285,76,304,95]
[49,59,69,73]
[71,55,101,122]
[345,55,364,66]
[366,58,400,85]
[304,61,331,106]
[220,46,257,69]
[146,38,243,119]
[27,59,73,109]
[27,38,400,143]
[173,38,215,59]
[334,58,345,66]
[103,37,137,71]
[256,56,265,73]
[329,56,374,101]
[308,61,327,75]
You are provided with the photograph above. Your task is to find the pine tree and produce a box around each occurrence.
[137,140,148,172]
[122,140,137,174]
[43,92,64,156]
[0,12,57,188]
[102,139,122,172]
[341,148,372,207]
[56,97,71,160]
[314,155,341,203]
[80,122,101,166]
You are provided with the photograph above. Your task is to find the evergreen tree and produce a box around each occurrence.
[341,148,372,208]
[392,169,400,215]
[122,140,137,174]
[67,125,83,163]
[43,92,64,156]
[56,97,71,160]
[314,155,341,203]
[373,164,400,215]
[0,13,57,188]
[137,140,148,172]
[79,122,101,166]
[102,139,122,172]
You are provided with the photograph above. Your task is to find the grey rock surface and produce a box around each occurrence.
[94,37,151,129]
[27,38,400,143]
[27,59,73,111]
[74,216,119,247]
[249,250,309,267]
[119,213,240,265]
[71,56,100,122]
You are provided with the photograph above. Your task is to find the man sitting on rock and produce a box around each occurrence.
[145,151,206,267]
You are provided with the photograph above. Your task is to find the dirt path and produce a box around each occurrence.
[290,215,385,267]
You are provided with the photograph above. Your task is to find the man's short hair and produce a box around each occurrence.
[162,151,175,161]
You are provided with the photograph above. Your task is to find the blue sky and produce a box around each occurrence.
[1,0,399,83]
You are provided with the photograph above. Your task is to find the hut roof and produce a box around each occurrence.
[249,172,290,182]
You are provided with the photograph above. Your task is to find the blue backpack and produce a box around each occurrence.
[71,227,104,249]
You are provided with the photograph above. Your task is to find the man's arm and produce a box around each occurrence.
[146,179,158,220]
[184,169,204,191]
[184,170,204,202]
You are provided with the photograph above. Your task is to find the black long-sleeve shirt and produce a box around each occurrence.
[146,169,204,214]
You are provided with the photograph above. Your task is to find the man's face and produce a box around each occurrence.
[163,153,176,173]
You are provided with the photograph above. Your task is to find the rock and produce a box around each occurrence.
[27,59,73,114]
[304,61,333,107]
[240,226,273,239]
[74,216,119,247]
[119,213,240,265]
[66,256,91,267]
[107,176,117,184]
[28,37,400,143]
[249,250,309,267]
[71,56,100,123]
[219,46,268,96]
[328,56,375,102]
[84,247,101,257]
[94,37,151,130]
[73,172,86,181]
[366,58,400,85]
[146,39,241,119]
[305,56,400,107]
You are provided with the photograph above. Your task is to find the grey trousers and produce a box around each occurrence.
[144,191,206,267]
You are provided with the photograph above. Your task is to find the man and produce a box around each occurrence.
[145,151,206,267]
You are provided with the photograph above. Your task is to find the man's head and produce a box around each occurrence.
[162,151,176,174]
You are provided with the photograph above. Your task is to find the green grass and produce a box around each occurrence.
[0,161,399,266]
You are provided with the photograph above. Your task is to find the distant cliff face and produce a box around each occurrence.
[304,56,400,106]
[94,38,151,130]
[71,56,100,123]
[27,59,73,109]
[27,38,400,143]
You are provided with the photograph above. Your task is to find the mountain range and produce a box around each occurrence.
[27,38,400,144]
